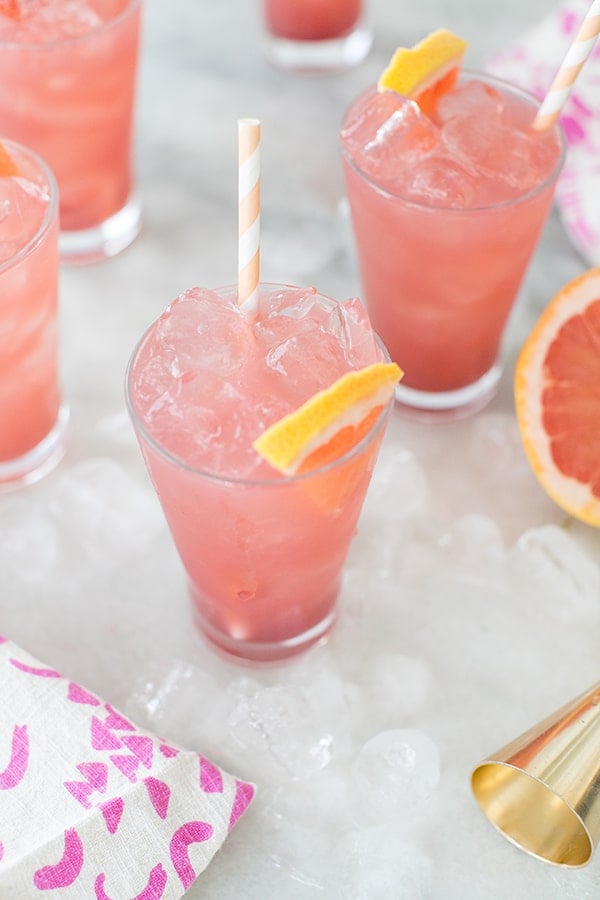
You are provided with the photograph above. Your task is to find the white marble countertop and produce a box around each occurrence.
[2,1,600,897]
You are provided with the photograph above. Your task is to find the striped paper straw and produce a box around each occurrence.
[238,118,261,311]
[532,0,600,131]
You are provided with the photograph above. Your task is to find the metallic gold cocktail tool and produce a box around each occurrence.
[471,681,600,867]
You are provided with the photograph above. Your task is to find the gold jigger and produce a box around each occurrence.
[471,681,600,867]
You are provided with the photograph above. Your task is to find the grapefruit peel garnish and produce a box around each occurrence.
[0,0,37,21]
[253,362,402,476]
[0,0,18,19]
[377,28,468,117]
[515,267,600,527]
[0,141,19,177]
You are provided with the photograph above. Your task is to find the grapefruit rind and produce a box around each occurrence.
[0,141,19,177]
[377,29,467,102]
[0,0,25,21]
[253,362,402,476]
[0,0,39,21]
[515,267,600,527]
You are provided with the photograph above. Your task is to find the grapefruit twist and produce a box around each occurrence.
[253,362,402,476]
[515,267,600,526]
[0,141,19,177]
[0,1,30,21]
[377,28,468,118]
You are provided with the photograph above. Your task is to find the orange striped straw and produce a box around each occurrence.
[237,118,261,312]
[532,0,600,131]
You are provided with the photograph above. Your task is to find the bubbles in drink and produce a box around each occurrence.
[256,287,352,401]
[131,285,385,477]
[441,113,560,199]
[404,153,478,207]
[256,287,380,394]
[341,78,562,207]
[340,90,407,153]
[0,176,48,261]
[155,287,252,377]
[341,90,440,191]
[435,80,505,123]
[0,0,105,41]
[433,80,561,201]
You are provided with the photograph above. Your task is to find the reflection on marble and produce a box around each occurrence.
[1,1,599,897]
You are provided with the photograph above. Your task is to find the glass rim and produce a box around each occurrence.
[0,138,58,275]
[0,0,142,49]
[125,281,394,488]
[339,68,568,214]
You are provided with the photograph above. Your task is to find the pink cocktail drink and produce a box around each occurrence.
[264,0,363,41]
[126,284,391,662]
[0,0,142,263]
[260,0,371,71]
[0,139,65,488]
[341,72,565,417]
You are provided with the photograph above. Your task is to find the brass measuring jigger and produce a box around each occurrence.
[471,681,600,867]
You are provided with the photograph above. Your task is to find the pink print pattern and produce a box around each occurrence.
[0,725,29,790]
[122,734,154,768]
[109,753,140,782]
[488,0,600,264]
[104,705,136,731]
[94,864,168,900]
[91,716,122,751]
[33,828,84,890]
[199,755,223,793]
[170,822,214,890]
[158,743,179,759]
[143,777,171,819]
[68,683,102,707]
[99,797,124,835]
[229,780,256,831]
[77,761,109,792]
[9,658,61,678]
[0,638,255,896]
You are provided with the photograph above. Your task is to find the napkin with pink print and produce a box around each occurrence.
[488,0,600,264]
[0,636,255,898]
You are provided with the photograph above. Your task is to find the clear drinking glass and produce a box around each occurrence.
[0,138,67,490]
[126,283,392,663]
[260,0,371,72]
[0,0,142,265]
[340,72,566,419]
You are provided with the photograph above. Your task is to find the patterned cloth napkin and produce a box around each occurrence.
[0,636,254,899]
[488,0,600,265]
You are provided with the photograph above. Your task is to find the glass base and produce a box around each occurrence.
[193,606,336,664]
[261,23,372,72]
[0,404,69,492]
[59,194,142,266]
[394,364,502,422]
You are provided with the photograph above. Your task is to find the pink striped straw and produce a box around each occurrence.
[532,0,600,131]
[237,118,261,312]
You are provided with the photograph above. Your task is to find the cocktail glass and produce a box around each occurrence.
[340,71,566,419]
[0,0,142,265]
[0,138,67,489]
[126,283,392,663]
[260,0,371,72]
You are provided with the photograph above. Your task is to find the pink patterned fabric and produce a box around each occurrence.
[488,0,600,264]
[0,638,254,898]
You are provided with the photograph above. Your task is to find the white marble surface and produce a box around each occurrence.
[2,1,600,897]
